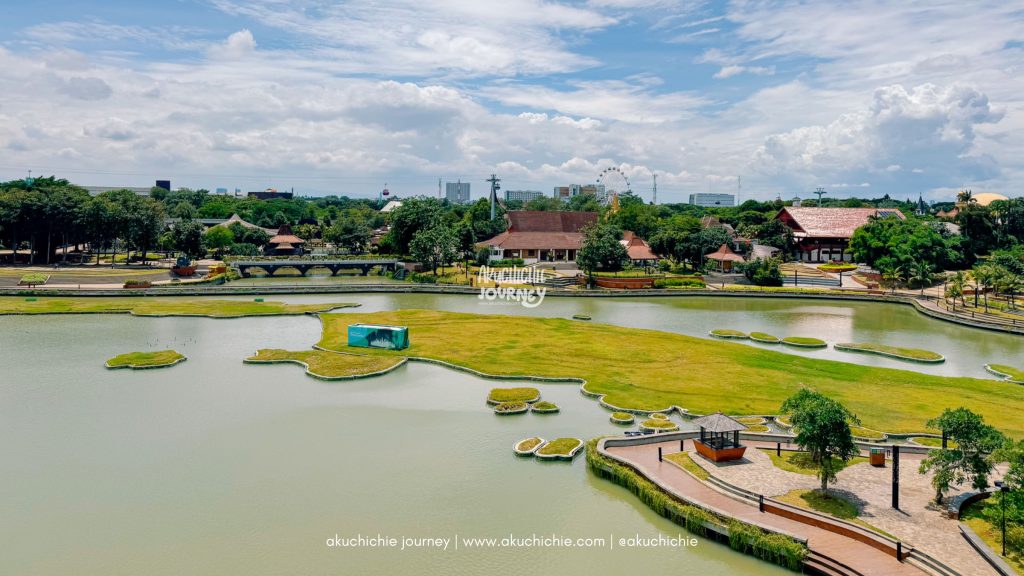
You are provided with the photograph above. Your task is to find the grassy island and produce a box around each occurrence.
[749,332,780,343]
[530,401,560,413]
[514,437,545,455]
[986,364,1024,384]
[494,401,529,415]
[610,412,635,424]
[535,437,583,459]
[648,412,669,420]
[0,297,358,318]
[487,387,540,404]
[781,337,827,348]
[244,349,404,379]
[640,418,679,431]
[709,329,747,339]
[106,350,185,369]
[288,310,1024,436]
[835,342,944,363]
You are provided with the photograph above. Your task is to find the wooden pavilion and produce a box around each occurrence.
[704,244,744,272]
[692,412,748,462]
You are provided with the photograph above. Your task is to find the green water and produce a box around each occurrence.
[2,295,1018,574]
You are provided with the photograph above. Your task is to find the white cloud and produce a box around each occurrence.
[207,29,256,59]
[713,65,775,79]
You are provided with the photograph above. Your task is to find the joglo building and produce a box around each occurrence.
[775,207,905,262]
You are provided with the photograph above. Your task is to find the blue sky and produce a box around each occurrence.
[0,1,1022,202]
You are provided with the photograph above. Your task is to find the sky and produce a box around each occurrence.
[0,0,1022,203]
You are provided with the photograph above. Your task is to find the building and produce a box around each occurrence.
[477,211,598,263]
[264,224,306,256]
[505,190,544,203]
[775,207,905,262]
[84,186,154,196]
[689,193,735,207]
[248,189,293,200]
[445,181,471,204]
[553,184,603,199]
[938,192,1010,219]
[621,232,659,266]
[379,200,403,213]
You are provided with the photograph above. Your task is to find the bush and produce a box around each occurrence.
[410,272,437,283]
[488,258,525,268]
[123,280,152,288]
[654,277,706,288]
[229,242,259,256]
[742,257,783,287]
[475,247,491,266]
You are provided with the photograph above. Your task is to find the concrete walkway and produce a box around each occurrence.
[607,439,926,576]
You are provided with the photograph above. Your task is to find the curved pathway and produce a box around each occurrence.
[606,439,926,576]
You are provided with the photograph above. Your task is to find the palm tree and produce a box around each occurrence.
[957,189,975,204]
[973,263,995,312]
[911,259,933,296]
[881,263,906,294]
[948,270,969,309]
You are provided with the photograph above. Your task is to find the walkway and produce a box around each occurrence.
[607,439,926,576]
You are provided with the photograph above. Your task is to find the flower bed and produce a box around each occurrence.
[514,437,545,456]
[835,342,945,363]
[709,329,748,339]
[749,332,780,343]
[487,387,540,405]
[610,412,635,425]
[985,364,1024,384]
[106,350,186,370]
[494,401,529,415]
[640,418,680,432]
[530,401,560,414]
[535,437,584,460]
[781,337,827,348]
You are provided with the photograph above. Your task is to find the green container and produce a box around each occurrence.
[254,298,264,302]
[347,324,410,350]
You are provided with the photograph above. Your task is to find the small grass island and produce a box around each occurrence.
[610,412,635,424]
[835,342,944,363]
[640,418,679,432]
[535,437,584,460]
[749,332,780,343]
[709,329,748,339]
[530,401,560,413]
[514,437,545,456]
[487,387,540,405]
[494,401,529,415]
[781,337,827,348]
[106,350,186,370]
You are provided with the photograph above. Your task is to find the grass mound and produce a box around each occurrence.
[487,387,540,404]
[749,332,780,343]
[987,364,1024,384]
[494,401,529,414]
[710,329,748,339]
[760,449,868,476]
[781,337,827,348]
[531,401,560,413]
[245,349,404,379]
[536,437,583,458]
[835,342,944,363]
[665,452,710,480]
[106,350,185,369]
[610,412,635,424]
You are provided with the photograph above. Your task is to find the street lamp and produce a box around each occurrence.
[996,480,1010,556]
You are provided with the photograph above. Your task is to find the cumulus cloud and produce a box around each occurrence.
[208,29,256,59]
[59,76,112,100]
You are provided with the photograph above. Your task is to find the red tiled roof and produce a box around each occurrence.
[776,207,905,239]
[268,224,306,246]
[705,243,744,262]
[476,211,598,250]
[621,231,659,260]
[478,231,585,250]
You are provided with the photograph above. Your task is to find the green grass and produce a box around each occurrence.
[487,387,540,404]
[835,342,944,363]
[775,415,792,428]
[494,401,529,414]
[106,350,185,369]
[774,489,896,539]
[961,500,1024,573]
[909,436,958,448]
[760,449,869,476]
[722,285,841,294]
[746,424,770,432]
[749,332,780,343]
[988,364,1024,383]
[245,349,403,379]
[665,451,710,480]
[19,273,48,285]
[817,263,858,273]
[710,329,748,338]
[531,401,559,413]
[610,412,635,424]
[849,426,886,440]
[641,418,679,430]
[0,297,358,317]
[649,412,669,420]
[309,310,1024,437]
[536,437,582,456]
[737,416,766,425]
[516,437,543,452]
[781,337,827,348]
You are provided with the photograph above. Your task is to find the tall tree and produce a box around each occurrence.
[780,390,859,494]
[919,407,1004,504]
[576,222,628,281]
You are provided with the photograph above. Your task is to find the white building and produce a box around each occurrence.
[505,190,544,203]
[445,181,471,204]
[689,193,735,207]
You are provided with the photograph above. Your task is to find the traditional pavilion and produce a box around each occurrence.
[477,211,598,263]
[775,207,904,262]
[692,412,748,462]
[264,224,306,256]
[621,231,660,266]
[705,243,744,272]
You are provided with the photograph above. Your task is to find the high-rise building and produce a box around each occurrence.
[505,190,543,203]
[445,181,471,204]
[689,193,735,207]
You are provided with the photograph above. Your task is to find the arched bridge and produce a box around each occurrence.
[232,259,401,277]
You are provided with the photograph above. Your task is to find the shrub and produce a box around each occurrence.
[654,277,706,288]
[488,258,525,268]
[410,272,437,283]
[229,242,259,256]
[123,280,152,288]
[741,257,784,287]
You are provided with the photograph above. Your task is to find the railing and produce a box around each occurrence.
[928,296,1024,328]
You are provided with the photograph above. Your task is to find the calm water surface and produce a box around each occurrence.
[2,295,1018,575]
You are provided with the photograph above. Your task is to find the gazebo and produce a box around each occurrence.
[705,244,744,272]
[692,412,748,462]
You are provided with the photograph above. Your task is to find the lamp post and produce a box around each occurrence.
[996,480,1009,556]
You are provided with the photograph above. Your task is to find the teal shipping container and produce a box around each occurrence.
[347,324,410,350]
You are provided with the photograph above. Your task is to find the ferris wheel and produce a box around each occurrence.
[596,167,631,204]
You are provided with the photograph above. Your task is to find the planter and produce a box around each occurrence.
[593,277,657,289]
[610,412,635,425]
[171,265,197,277]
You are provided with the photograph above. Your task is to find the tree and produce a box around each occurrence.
[947,270,969,308]
[850,216,967,271]
[741,257,783,286]
[203,226,234,257]
[409,223,459,275]
[911,259,934,296]
[576,222,628,280]
[919,407,1004,504]
[973,263,998,312]
[780,390,859,494]
[957,189,975,204]
[386,197,446,255]
[324,218,372,253]
[878,258,906,294]
[227,223,270,248]
[169,220,206,261]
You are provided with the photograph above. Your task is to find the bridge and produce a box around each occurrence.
[231,259,401,277]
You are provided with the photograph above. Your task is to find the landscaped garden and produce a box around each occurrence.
[244,349,404,379]
[0,297,358,317]
[835,342,945,363]
[960,497,1024,573]
[759,449,868,476]
[487,387,540,404]
[535,437,583,459]
[664,451,710,480]
[296,310,1024,436]
[774,489,894,538]
[986,364,1024,384]
[106,350,186,369]
[780,337,827,348]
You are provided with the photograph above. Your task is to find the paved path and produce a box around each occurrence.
[607,439,926,576]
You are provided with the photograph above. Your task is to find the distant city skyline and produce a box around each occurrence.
[1,1,1022,202]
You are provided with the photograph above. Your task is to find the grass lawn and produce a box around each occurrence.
[106,350,184,369]
[960,501,1024,574]
[775,489,896,539]
[988,364,1024,383]
[487,387,540,404]
[760,449,869,475]
[836,342,944,362]
[781,337,827,348]
[245,349,403,379]
[536,437,582,457]
[665,451,710,480]
[0,297,358,317]
[309,310,1024,436]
